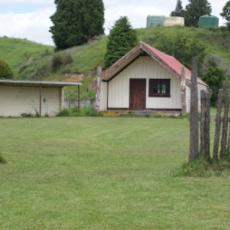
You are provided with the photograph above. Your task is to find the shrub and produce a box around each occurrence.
[154,33,206,73]
[57,108,71,116]
[57,107,102,117]
[51,52,74,71]
[0,59,13,79]
[80,107,102,117]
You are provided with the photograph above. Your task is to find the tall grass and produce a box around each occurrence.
[57,106,102,117]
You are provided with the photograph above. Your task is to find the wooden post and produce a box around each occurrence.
[204,90,211,159]
[95,66,102,112]
[189,57,199,161]
[78,85,80,111]
[200,90,206,157]
[213,89,223,161]
[220,89,230,159]
[180,67,186,115]
[200,90,211,159]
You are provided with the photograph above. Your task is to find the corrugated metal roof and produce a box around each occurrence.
[102,42,207,86]
[0,80,82,88]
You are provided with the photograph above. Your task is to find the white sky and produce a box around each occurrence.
[0,0,227,46]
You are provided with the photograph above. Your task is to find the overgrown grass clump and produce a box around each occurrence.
[174,158,230,177]
[57,106,102,117]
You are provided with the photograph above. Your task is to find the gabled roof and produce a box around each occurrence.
[102,42,207,86]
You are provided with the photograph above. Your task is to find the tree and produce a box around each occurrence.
[155,34,206,73]
[0,59,13,79]
[50,0,104,50]
[170,0,184,17]
[184,0,212,27]
[220,1,230,22]
[104,16,137,68]
[75,0,104,41]
[202,66,226,105]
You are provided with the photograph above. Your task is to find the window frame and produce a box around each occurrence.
[148,79,171,97]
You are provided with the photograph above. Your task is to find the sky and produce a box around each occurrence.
[0,0,227,46]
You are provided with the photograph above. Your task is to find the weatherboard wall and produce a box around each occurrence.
[0,86,62,117]
[185,82,207,113]
[107,56,181,110]
[99,82,108,111]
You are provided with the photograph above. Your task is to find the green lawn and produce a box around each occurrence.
[0,117,229,230]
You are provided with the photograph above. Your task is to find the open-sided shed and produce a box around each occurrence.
[0,80,82,117]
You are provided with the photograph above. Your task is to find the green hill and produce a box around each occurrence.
[1,26,230,99]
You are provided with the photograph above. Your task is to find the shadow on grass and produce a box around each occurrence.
[0,153,7,164]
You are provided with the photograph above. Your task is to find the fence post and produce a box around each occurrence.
[189,57,199,161]
[200,90,206,157]
[220,89,230,159]
[204,90,211,159]
[213,89,223,161]
[200,90,211,159]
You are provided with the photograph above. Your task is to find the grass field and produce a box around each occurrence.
[1,117,230,230]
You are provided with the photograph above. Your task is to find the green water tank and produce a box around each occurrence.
[147,15,165,27]
[198,15,219,28]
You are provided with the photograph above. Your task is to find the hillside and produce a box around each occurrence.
[1,26,230,99]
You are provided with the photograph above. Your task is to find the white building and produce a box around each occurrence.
[96,42,207,114]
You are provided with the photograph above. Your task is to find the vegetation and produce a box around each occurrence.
[184,0,212,27]
[0,59,13,79]
[175,157,230,177]
[57,106,102,116]
[1,117,230,229]
[202,66,226,106]
[154,33,206,73]
[104,16,137,68]
[50,0,104,50]
[74,0,104,42]
[170,0,184,17]
[51,51,74,71]
[220,0,230,22]
[2,27,230,99]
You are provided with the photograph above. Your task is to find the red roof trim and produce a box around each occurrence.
[102,42,207,86]
[102,43,141,78]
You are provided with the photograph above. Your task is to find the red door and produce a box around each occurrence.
[130,79,146,110]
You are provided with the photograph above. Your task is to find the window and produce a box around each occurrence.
[149,79,171,97]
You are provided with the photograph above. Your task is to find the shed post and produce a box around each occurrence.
[180,67,186,115]
[189,57,199,161]
[78,85,80,111]
[95,66,102,112]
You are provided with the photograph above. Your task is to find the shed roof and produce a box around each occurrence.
[102,42,207,86]
[0,80,82,88]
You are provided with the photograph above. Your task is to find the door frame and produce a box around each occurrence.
[129,78,146,110]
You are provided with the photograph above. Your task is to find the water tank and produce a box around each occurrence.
[147,15,165,27]
[164,17,185,27]
[198,15,219,28]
